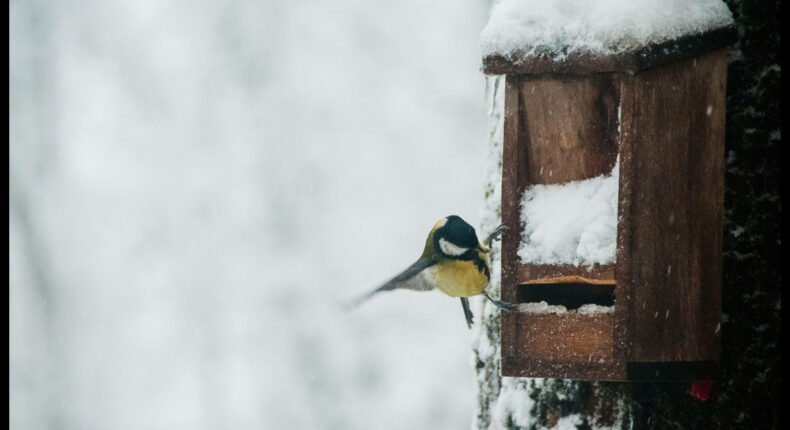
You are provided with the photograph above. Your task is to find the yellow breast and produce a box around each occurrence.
[431,255,490,298]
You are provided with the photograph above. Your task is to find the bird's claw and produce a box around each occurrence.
[484,224,508,248]
[483,291,515,311]
[492,299,516,310]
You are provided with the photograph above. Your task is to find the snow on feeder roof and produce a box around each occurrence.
[480,0,736,74]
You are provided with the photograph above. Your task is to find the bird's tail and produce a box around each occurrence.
[341,260,432,312]
[339,286,384,312]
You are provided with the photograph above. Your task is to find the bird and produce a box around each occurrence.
[346,215,513,328]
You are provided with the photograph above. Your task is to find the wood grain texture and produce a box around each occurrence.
[502,359,626,381]
[500,74,620,378]
[518,264,615,284]
[613,74,635,363]
[500,75,525,373]
[516,74,620,185]
[619,50,726,362]
[482,26,737,76]
[520,276,613,285]
[500,73,620,377]
[502,313,621,380]
[499,50,726,380]
[516,314,613,361]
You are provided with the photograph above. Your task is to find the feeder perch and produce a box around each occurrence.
[483,8,737,380]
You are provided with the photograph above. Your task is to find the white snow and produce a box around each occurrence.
[480,0,734,60]
[519,301,615,315]
[555,413,583,429]
[518,160,619,266]
[577,304,615,315]
[471,76,508,430]
[490,378,537,428]
[518,301,568,314]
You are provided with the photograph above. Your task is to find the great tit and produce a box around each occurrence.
[348,215,513,328]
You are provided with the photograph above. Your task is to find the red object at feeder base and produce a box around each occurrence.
[690,381,714,401]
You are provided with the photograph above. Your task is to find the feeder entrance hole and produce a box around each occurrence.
[517,280,615,310]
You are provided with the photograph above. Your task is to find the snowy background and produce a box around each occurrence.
[9,1,493,429]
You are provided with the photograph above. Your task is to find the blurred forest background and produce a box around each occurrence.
[10,1,494,429]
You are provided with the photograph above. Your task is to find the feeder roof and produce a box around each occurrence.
[480,0,736,75]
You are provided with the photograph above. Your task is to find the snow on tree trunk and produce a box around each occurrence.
[472,75,563,429]
[471,74,507,429]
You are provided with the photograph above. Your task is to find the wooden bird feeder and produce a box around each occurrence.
[487,26,737,381]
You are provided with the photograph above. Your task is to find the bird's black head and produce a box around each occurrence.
[433,215,480,259]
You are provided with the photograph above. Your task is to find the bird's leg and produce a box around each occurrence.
[483,291,515,310]
[483,224,508,249]
[460,297,474,329]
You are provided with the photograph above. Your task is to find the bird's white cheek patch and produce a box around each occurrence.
[439,238,469,256]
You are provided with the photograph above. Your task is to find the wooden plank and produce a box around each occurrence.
[516,74,620,185]
[500,75,527,302]
[502,312,622,379]
[620,50,726,363]
[503,359,626,381]
[501,360,717,381]
[514,313,613,360]
[483,51,635,76]
[518,264,615,284]
[520,276,614,285]
[501,74,621,378]
[613,73,635,363]
[482,26,737,76]
[499,75,525,374]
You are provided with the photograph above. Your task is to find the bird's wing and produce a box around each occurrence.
[343,259,436,310]
[376,258,436,292]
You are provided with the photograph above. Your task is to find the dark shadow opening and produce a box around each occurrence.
[516,283,615,310]
[626,361,718,381]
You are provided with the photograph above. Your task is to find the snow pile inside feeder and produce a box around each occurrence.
[577,303,615,315]
[518,301,615,315]
[518,301,568,314]
[518,160,619,266]
[480,0,734,60]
